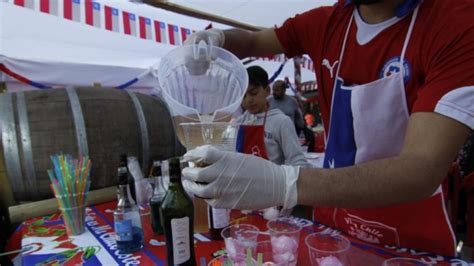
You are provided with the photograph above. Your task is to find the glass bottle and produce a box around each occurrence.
[150,161,167,234]
[118,154,136,202]
[159,158,196,266]
[208,206,229,240]
[114,157,144,254]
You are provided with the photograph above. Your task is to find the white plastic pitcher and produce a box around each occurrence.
[156,41,247,149]
[157,41,248,123]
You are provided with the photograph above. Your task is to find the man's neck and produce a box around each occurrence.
[358,0,404,24]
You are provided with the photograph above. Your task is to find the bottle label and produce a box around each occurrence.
[171,217,191,264]
[211,208,229,229]
[118,166,127,175]
[115,220,133,241]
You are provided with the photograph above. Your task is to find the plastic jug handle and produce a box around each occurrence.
[193,39,212,61]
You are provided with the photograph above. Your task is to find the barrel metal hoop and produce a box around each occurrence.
[0,93,25,199]
[17,92,39,199]
[126,90,149,172]
[66,87,89,157]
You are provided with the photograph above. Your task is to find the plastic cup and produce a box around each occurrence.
[179,122,237,151]
[305,232,351,266]
[59,204,86,236]
[266,217,303,266]
[254,241,289,266]
[383,258,430,266]
[221,224,260,265]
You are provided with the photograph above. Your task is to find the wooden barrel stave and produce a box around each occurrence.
[0,88,184,203]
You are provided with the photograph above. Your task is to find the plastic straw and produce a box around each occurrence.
[47,153,92,236]
[257,253,262,266]
[246,248,252,266]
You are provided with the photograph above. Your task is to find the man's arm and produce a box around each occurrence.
[222,28,285,59]
[297,112,470,208]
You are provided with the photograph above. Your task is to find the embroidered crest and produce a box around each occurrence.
[379,56,411,83]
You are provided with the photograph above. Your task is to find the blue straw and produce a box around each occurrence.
[200,257,206,266]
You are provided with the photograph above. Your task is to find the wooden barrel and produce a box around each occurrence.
[0,88,185,202]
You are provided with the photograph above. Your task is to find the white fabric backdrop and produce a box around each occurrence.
[0,0,316,91]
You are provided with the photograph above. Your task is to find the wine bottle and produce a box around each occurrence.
[208,206,229,240]
[150,161,167,234]
[114,159,144,254]
[160,158,196,266]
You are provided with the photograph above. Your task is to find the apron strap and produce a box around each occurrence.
[400,5,420,73]
[325,12,354,144]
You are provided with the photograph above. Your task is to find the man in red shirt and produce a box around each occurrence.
[182,0,473,256]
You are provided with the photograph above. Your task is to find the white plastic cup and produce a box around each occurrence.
[221,224,260,265]
[305,232,351,266]
[266,217,303,266]
[59,204,86,236]
[254,240,288,266]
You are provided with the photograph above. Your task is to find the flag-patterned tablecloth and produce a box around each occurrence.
[6,201,470,265]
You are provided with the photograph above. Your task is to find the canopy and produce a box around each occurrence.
[0,0,318,92]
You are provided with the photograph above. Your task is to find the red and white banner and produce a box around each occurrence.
[104,5,119,32]
[85,0,101,28]
[139,16,152,40]
[64,0,81,22]
[40,0,58,15]
[168,24,181,45]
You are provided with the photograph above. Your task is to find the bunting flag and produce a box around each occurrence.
[64,0,81,22]
[14,0,35,9]
[40,0,58,15]
[139,16,152,40]
[123,11,137,36]
[104,5,119,32]
[168,24,181,45]
[180,27,191,43]
[7,0,229,55]
[154,20,167,43]
[85,0,101,28]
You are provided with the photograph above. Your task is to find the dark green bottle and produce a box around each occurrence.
[159,158,196,266]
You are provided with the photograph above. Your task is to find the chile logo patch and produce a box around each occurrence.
[379,56,411,83]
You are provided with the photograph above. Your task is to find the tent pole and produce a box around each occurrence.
[143,0,264,31]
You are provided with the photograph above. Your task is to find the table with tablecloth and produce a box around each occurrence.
[6,201,469,265]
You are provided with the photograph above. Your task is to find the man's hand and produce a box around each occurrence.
[182,145,300,210]
[183,29,225,47]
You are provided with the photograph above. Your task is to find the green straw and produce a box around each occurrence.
[223,258,232,266]
[257,253,262,266]
[246,248,252,266]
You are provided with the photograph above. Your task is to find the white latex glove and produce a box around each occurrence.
[183,28,225,47]
[183,29,224,75]
[182,145,300,210]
